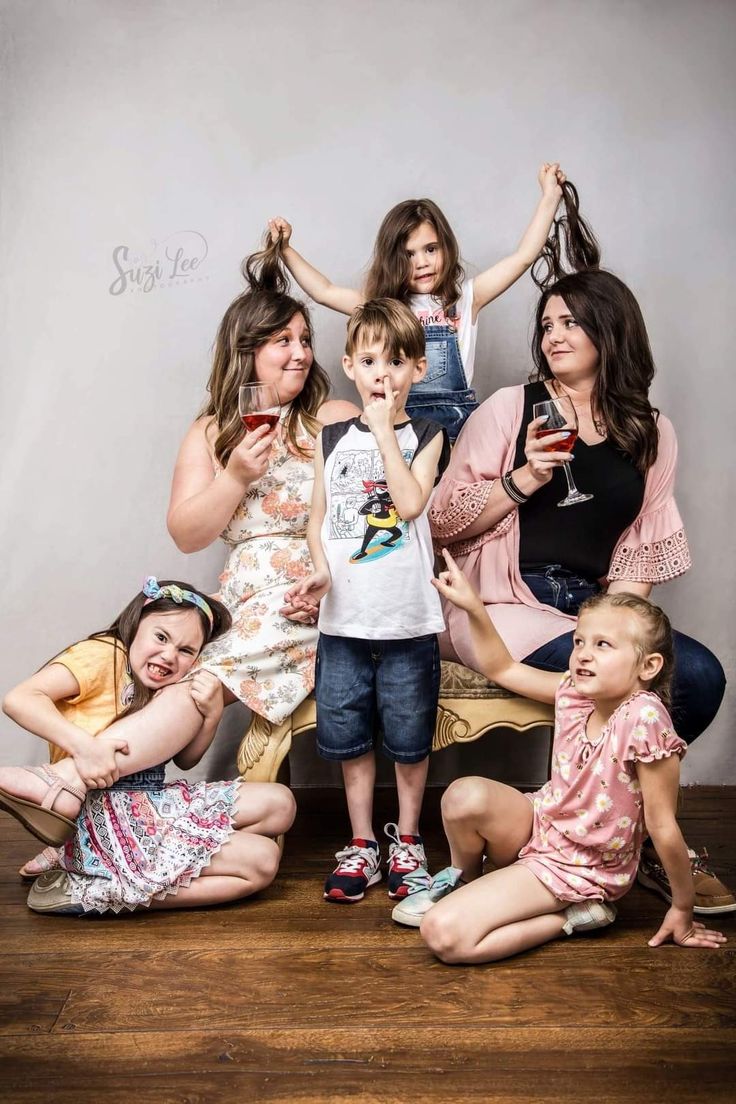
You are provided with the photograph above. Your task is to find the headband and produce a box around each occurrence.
[142,577,214,630]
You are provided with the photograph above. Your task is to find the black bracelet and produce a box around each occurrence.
[501,470,529,505]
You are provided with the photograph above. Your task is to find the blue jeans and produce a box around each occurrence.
[521,568,726,744]
[406,322,478,441]
[521,565,601,614]
[315,632,440,763]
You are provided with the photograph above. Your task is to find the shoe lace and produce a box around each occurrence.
[384,822,425,873]
[333,845,376,875]
[688,847,715,876]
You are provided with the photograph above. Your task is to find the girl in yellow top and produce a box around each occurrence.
[0,578,295,915]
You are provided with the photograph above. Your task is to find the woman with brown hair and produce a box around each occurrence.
[167,238,357,725]
[429,195,731,916]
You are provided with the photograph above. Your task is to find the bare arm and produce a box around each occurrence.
[638,756,726,949]
[471,163,564,319]
[283,435,332,613]
[317,398,362,425]
[167,417,276,553]
[173,672,225,770]
[432,550,560,703]
[445,415,578,541]
[268,218,363,315]
[384,431,443,521]
[2,664,130,787]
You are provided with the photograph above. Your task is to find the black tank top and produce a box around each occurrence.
[514,382,645,579]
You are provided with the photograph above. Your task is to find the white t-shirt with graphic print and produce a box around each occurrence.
[317,417,448,640]
[409,278,477,385]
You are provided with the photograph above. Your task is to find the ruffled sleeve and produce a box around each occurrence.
[429,387,522,550]
[619,693,687,765]
[608,415,692,583]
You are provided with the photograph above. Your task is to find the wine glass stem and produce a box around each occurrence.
[563,460,578,495]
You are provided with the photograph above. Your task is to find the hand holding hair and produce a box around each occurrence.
[267,216,293,246]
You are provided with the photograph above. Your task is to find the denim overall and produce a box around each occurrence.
[405,303,478,441]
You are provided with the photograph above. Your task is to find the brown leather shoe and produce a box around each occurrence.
[638,844,736,915]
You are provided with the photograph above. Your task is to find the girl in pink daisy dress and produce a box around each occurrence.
[397,552,728,965]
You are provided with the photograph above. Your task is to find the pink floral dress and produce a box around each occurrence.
[198,410,318,723]
[517,678,686,902]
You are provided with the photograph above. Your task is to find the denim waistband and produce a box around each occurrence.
[109,765,166,792]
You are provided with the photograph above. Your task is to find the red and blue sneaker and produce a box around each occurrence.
[324,839,381,903]
[384,822,428,900]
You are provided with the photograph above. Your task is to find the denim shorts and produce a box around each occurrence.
[315,632,440,764]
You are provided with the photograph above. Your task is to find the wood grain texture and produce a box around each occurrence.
[0,786,734,1102]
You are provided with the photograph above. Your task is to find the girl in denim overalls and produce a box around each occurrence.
[268,163,568,440]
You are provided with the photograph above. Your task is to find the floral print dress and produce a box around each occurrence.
[198,410,318,724]
[517,678,686,902]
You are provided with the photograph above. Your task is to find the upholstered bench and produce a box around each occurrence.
[237,661,554,783]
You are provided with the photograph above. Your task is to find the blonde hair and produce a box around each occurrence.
[345,298,425,362]
[577,592,674,706]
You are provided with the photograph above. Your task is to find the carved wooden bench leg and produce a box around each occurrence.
[237,713,294,783]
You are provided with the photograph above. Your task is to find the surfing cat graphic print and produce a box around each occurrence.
[351,478,406,563]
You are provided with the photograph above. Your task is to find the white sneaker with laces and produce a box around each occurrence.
[384,822,428,900]
[323,839,381,903]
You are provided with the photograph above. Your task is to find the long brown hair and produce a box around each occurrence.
[578,592,674,708]
[201,237,329,466]
[529,182,658,473]
[531,181,601,291]
[88,582,231,719]
[531,269,660,473]
[364,198,464,311]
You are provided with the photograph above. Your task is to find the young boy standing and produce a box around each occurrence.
[286,299,449,905]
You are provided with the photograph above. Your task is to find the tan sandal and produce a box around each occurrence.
[19,845,63,881]
[0,765,85,846]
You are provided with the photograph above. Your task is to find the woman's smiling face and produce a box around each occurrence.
[253,311,314,403]
[540,295,600,384]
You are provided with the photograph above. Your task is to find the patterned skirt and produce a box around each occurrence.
[57,770,241,913]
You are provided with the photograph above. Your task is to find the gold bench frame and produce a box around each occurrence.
[237,661,554,784]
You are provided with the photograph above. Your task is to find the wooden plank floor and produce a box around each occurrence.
[0,786,734,1103]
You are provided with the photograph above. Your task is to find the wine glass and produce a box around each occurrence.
[238,383,281,433]
[532,396,593,507]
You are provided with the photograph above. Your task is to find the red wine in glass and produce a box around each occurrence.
[241,411,280,432]
[537,427,577,453]
[238,383,280,435]
[532,397,593,507]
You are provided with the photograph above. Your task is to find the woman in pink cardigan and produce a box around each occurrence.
[430,265,731,915]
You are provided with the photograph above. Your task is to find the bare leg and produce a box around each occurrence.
[441,775,535,881]
[148,831,281,910]
[395,758,429,836]
[0,683,211,818]
[342,751,377,840]
[421,863,566,964]
[421,776,569,963]
[232,782,296,836]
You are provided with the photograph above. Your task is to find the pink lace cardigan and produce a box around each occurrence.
[429,385,691,667]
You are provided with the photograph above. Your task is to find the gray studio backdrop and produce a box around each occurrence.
[1,0,733,787]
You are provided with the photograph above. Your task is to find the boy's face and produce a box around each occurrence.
[342,341,426,417]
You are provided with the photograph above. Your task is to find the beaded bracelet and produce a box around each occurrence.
[501,470,529,505]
